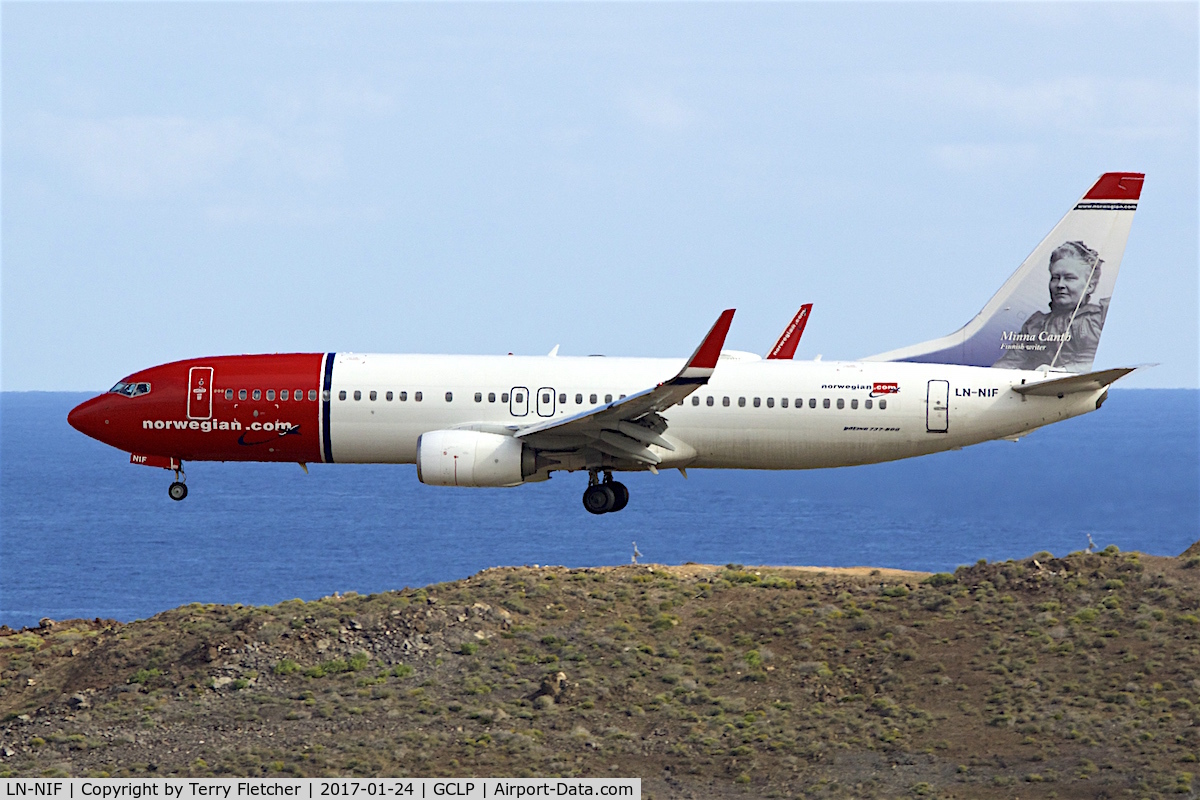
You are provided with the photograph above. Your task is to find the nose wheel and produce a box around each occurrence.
[168,466,188,501]
[582,471,629,515]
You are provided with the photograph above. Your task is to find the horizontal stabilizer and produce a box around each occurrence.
[1012,366,1140,397]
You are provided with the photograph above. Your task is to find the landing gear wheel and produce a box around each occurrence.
[168,481,188,501]
[582,484,616,515]
[609,481,629,512]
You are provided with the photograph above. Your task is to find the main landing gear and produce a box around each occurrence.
[168,465,188,501]
[582,471,629,515]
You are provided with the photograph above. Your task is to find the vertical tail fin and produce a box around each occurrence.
[864,173,1142,373]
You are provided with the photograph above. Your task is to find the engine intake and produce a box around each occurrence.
[416,430,535,487]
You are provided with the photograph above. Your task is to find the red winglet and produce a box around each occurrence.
[766,304,812,360]
[686,309,736,370]
[1083,172,1144,201]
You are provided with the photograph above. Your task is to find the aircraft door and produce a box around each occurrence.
[926,380,949,433]
[509,387,529,417]
[188,367,214,420]
[536,387,556,417]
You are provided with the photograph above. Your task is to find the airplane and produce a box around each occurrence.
[68,172,1144,514]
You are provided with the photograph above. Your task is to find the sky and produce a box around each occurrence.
[2,2,1197,391]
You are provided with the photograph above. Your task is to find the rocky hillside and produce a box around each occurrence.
[2,546,1198,799]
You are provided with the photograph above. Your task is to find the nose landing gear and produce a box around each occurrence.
[168,465,188,501]
[582,470,629,515]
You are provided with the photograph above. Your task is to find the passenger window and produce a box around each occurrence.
[387,391,394,401]
[339,390,347,401]
[865,398,873,409]
[836,398,844,409]
[321,390,330,401]
[280,390,289,401]
[501,393,509,403]
[296,389,304,400]
[706,396,714,406]
[354,390,362,401]
[738,397,746,407]
[370,390,377,401]
[445,392,453,402]
[753,397,761,408]
[542,392,550,404]
[590,394,598,404]
[780,398,788,408]
[515,392,524,403]
[691,396,699,406]
[415,392,423,402]
[399,391,408,401]
[797,398,804,408]
[619,394,626,400]
[310,390,318,401]
[851,399,858,409]
[252,389,262,401]
[604,394,612,403]
[879,399,887,410]
[575,393,583,405]
[488,392,496,403]
[810,398,817,409]
[822,398,830,409]
[559,393,566,404]
[723,396,730,407]
[475,392,482,402]
[225,389,234,400]
[266,390,275,401]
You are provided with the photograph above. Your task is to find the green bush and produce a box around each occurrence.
[273,659,301,676]
[128,669,162,685]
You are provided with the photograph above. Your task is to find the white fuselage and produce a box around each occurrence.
[325,353,1101,471]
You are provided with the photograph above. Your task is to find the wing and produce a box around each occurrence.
[766,304,812,359]
[513,309,735,465]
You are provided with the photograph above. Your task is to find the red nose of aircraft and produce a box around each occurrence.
[68,395,114,444]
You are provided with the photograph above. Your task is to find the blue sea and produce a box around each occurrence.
[1,390,1197,630]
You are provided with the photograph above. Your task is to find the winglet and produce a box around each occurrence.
[680,309,735,380]
[766,304,812,360]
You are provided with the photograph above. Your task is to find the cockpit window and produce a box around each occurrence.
[109,382,151,397]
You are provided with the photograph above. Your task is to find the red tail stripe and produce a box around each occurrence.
[1083,172,1144,201]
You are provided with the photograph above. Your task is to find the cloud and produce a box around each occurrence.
[878,72,1196,138]
[620,87,695,132]
[931,143,1039,173]
[203,202,385,227]
[19,113,344,197]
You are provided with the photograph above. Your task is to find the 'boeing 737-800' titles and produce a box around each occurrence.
[68,173,1145,513]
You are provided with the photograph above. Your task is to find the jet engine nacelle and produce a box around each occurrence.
[416,430,535,487]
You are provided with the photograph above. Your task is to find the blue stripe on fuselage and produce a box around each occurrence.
[322,353,335,463]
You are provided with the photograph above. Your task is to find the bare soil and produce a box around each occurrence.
[2,546,1198,799]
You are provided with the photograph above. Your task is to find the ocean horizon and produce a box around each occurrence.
[1,389,1197,630]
